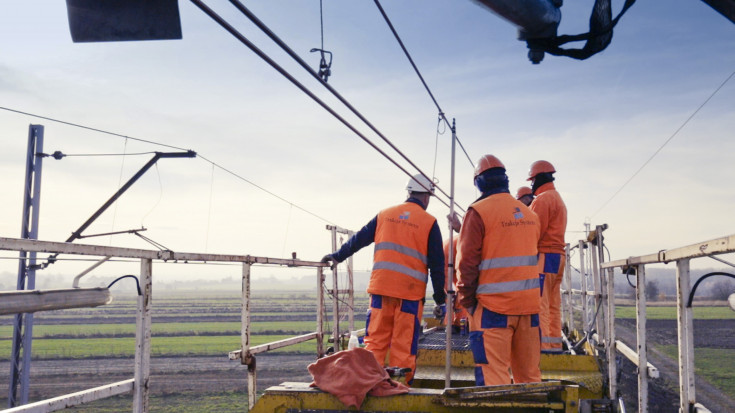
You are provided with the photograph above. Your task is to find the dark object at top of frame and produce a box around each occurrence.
[66,0,182,43]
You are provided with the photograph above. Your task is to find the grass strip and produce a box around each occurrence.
[0,321,328,340]
[56,391,248,413]
[659,345,735,400]
[0,335,318,360]
[615,306,735,320]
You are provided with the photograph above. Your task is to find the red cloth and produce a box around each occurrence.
[308,348,409,408]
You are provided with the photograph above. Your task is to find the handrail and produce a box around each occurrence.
[0,237,328,267]
[602,234,735,268]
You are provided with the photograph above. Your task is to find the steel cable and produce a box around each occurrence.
[193,0,457,211]
[224,0,463,212]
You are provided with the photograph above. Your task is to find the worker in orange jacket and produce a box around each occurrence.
[457,155,541,385]
[516,186,534,206]
[527,160,567,351]
[322,174,446,384]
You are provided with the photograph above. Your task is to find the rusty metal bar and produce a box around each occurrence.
[0,237,329,267]
[3,379,134,413]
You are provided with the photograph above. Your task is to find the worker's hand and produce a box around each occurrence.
[321,254,336,270]
[433,304,446,319]
[447,212,462,233]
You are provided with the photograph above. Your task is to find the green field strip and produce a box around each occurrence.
[0,335,318,360]
[0,321,326,339]
[615,306,735,320]
[659,345,735,400]
[56,392,248,413]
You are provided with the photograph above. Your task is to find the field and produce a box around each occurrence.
[2,294,734,412]
[614,305,735,412]
[0,290,372,412]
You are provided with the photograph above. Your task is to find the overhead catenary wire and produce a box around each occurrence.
[591,69,735,218]
[0,106,189,152]
[2,104,340,227]
[224,0,463,213]
[193,0,458,211]
[373,0,475,170]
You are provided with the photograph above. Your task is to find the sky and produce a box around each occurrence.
[0,0,734,288]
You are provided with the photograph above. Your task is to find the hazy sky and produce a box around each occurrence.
[1,1,734,286]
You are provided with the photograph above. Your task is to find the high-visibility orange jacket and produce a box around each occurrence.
[457,193,540,315]
[529,182,567,254]
[368,201,438,301]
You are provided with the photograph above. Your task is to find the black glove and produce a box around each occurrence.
[321,254,336,269]
[433,304,446,319]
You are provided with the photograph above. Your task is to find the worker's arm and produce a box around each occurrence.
[530,196,549,244]
[329,216,377,263]
[426,220,446,305]
[456,208,484,309]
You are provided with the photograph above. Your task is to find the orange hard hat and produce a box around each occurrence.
[527,160,556,181]
[516,186,532,199]
[474,154,505,178]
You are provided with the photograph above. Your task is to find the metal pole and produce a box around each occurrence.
[562,244,572,333]
[579,241,589,330]
[636,264,648,413]
[133,258,152,413]
[676,258,696,412]
[444,118,457,388]
[590,242,601,334]
[347,255,355,333]
[316,267,325,358]
[606,267,617,400]
[9,124,44,407]
[241,263,256,411]
[330,227,340,349]
[596,226,608,345]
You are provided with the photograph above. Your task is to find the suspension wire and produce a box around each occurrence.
[432,113,445,178]
[2,102,340,229]
[139,163,163,228]
[0,106,190,151]
[205,163,215,253]
[591,69,735,218]
[198,154,336,225]
[223,0,463,213]
[373,0,475,170]
[319,0,325,50]
[111,138,129,246]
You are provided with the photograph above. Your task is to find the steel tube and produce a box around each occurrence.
[676,259,696,412]
[3,379,134,413]
[133,259,152,413]
[636,264,649,413]
[0,288,112,315]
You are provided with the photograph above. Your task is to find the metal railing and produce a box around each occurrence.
[563,228,734,413]
[0,236,350,413]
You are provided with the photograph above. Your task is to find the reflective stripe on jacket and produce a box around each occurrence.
[529,182,567,254]
[368,202,436,301]
[471,193,541,315]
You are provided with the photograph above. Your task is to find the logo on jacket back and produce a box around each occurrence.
[513,207,524,220]
[399,211,411,220]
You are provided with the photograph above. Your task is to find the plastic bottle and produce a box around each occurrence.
[347,334,359,350]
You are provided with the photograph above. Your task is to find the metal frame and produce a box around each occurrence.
[0,236,332,412]
[9,124,45,407]
[601,233,735,413]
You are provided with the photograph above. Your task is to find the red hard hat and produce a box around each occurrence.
[474,155,505,178]
[527,160,555,181]
[516,186,532,199]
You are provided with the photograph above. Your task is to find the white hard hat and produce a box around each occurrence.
[406,174,434,194]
